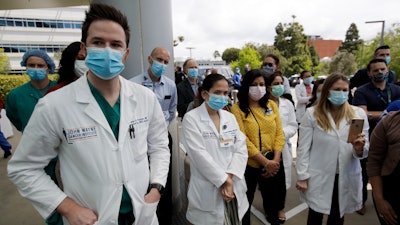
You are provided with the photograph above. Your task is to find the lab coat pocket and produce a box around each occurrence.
[138,201,158,224]
[188,179,218,211]
[307,168,328,198]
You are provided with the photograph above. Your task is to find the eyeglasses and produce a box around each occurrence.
[263,63,274,67]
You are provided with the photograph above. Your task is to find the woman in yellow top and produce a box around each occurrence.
[231,69,285,225]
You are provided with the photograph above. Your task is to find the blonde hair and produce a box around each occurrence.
[314,73,355,131]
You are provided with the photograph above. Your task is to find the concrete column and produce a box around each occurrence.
[91,0,174,80]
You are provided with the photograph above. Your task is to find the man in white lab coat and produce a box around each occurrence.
[7,3,170,225]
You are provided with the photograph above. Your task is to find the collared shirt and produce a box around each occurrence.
[130,72,177,125]
[353,82,400,111]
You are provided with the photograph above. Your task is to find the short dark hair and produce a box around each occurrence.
[367,58,387,71]
[374,45,390,56]
[265,71,283,87]
[300,70,311,79]
[265,53,280,66]
[81,3,130,46]
[201,74,228,92]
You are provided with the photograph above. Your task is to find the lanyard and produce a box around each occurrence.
[374,86,391,106]
[249,108,262,152]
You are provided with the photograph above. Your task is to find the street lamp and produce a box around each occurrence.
[365,20,385,46]
[186,47,195,58]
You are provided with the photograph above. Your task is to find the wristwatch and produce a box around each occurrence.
[148,183,165,195]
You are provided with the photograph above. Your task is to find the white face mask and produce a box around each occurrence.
[249,86,266,101]
[74,60,89,77]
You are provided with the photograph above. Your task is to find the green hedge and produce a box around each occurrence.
[0,74,59,104]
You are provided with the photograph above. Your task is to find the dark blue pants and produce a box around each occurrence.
[0,130,11,152]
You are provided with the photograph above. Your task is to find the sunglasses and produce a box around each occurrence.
[263,63,274,67]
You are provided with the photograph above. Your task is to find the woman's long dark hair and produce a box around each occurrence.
[58,42,81,84]
[237,69,269,117]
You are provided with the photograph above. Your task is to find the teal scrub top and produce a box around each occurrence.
[6,80,56,132]
[88,80,134,215]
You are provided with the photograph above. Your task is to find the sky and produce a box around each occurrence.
[171,0,399,61]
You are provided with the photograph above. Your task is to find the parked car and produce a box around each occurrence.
[289,74,300,87]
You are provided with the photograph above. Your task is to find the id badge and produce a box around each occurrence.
[219,134,234,147]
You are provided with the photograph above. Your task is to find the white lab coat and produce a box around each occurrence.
[181,103,249,225]
[278,97,298,189]
[8,76,170,225]
[295,82,313,123]
[296,106,369,217]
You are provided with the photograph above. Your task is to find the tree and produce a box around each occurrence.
[273,16,312,75]
[256,44,275,61]
[309,44,320,73]
[329,51,358,75]
[0,48,11,74]
[213,50,221,59]
[173,35,184,47]
[315,60,330,76]
[356,23,400,79]
[230,46,262,74]
[339,23,362,54]
[222,47,240,64]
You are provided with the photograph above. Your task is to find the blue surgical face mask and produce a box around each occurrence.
[271,84,284,97]
[85,47,125,80]
[328,90,349,106]
[187,68,198,78]
[316,92,321,99]
[303,76,314,85]
[27,68,47,81]
[385,57,391,65]
[150,58,167,77]
[207,93,228,110]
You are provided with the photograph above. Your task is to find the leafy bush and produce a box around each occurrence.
[0,74,59,104]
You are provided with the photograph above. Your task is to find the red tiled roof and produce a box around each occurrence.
[308,40,343,59]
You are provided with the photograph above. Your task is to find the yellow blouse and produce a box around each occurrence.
[231,100,285,168]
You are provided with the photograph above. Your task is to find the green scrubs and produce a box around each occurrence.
[88,80,134,224]
[6,81,56,132]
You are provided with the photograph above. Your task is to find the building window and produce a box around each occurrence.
[0,17,82,29]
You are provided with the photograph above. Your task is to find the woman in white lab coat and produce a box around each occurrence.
[295,73,369,225]
[266,71,298,223]
[181,74,249,225]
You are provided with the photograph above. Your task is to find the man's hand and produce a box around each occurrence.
[144,188,161,203]
[57,197,98,225]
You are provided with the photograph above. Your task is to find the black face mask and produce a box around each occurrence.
[371,72,388,83]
